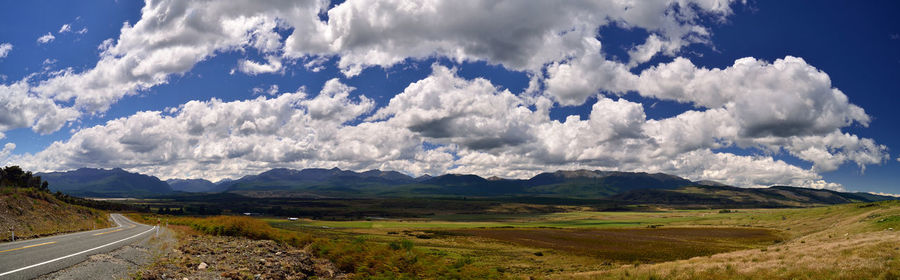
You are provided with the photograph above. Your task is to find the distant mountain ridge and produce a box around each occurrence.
[38,168,173,197]
[222,167,417,192]
[521,170,694,197]
[166,178,224,193]
[220,168,700,198]
[35,167,898,206]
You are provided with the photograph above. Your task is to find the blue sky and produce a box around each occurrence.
[0,0,897,194]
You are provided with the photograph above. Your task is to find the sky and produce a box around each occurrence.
[0,0,898,194]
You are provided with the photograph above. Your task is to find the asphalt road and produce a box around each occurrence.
[0,214,157,280]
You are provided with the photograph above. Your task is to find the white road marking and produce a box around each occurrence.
[0,225,156,277]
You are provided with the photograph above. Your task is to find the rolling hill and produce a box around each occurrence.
[612,185,896,208]
[521,170,694,197]
[38,168,173,197]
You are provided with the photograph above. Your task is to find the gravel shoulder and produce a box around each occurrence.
[36,227,175,280]
[133,226,344,280]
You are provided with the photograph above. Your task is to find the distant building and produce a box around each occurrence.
[288,217,299,221]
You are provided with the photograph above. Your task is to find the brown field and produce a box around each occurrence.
[454,227,782,263]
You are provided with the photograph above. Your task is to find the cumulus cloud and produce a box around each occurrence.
[543,38,636,105]
[636,56,870,135]
[372,64,541,150]
[545,53,889,173]
[13,79,384,180]
[294,0,736,76]
[14,0,737,135]
[0,43,11,58]
[627,34,687,67]
[0,143,14,159]
[0,81,79,135]
[59,24,72,33]
[635,57,888,171]
[237,55,283,75]
[15,65,855,189]
[37,33,55,44]
[27,0,327,121]
[2,0,889,191]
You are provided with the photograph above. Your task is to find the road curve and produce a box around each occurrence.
[0,214,157,280]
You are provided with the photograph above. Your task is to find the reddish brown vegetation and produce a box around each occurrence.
[456,227,782,263]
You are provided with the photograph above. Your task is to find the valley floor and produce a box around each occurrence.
[264,200,900,279]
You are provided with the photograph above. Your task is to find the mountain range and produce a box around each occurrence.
[35,167,897,207]
[38,168,173,197]
[166,178,224,193]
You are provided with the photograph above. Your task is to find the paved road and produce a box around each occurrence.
[0,214,157,280]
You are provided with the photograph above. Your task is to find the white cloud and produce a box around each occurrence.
[543,38,637,105]
[290,0,737,76]
[0,143,14,165]
[0,43,11,58]
[13,79,379,181]
[634,56,888,171]
[9,62,873,190]
[636,56,870,135]
[372,64,542,150]
[4,0,737,136]
[237,55,283,75]
[627,34,686,67]
[37,33,55,44]
[1,1,888,191]
[59,24,72,33]
[30,1,325,117]
[869,191,900,198]
[0,143,14,156]
[302,78,375,124]
[0,81,79,135]
[545,54,888,173]
[76,27,88,35]
[252,84,280,96]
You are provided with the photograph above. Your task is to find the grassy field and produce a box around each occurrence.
[267,200,900,279]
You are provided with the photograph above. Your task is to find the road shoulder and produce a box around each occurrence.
[36,226,175,280]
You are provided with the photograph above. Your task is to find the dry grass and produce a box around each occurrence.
[555,201,900,279]
[568,230,900,280]
[130,214,504,279]
[279,201,900,279]
[0,188,110,241]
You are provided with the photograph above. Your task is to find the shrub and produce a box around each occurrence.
[131,214,501,279]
